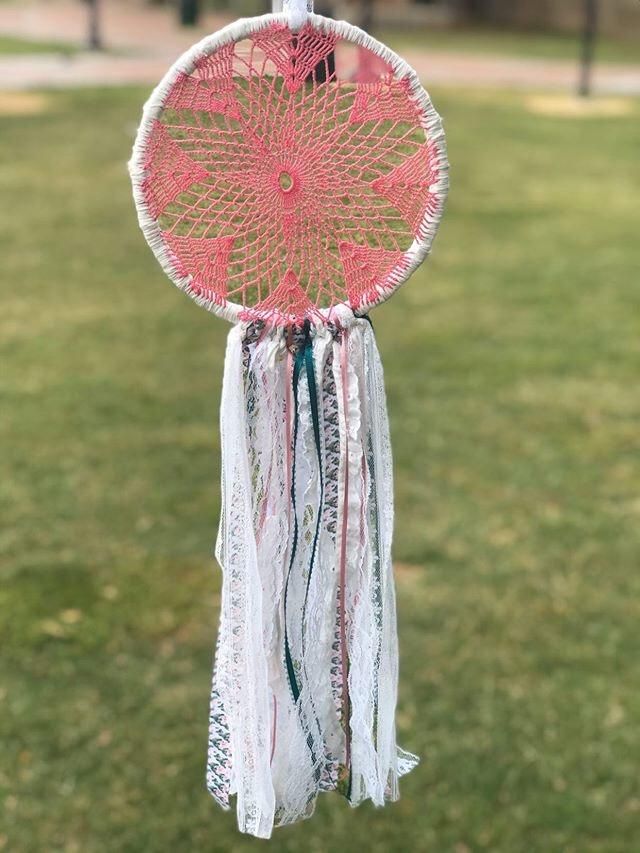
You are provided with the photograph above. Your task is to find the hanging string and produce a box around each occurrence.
[275,0,313,31]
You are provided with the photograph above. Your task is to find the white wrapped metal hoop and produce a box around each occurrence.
[129,12,448,323]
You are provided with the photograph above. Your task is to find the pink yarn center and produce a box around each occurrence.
[278,171,295,193]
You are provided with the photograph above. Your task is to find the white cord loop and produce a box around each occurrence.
[279,0,312,31]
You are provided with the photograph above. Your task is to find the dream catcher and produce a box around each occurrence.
[129,0,447,838]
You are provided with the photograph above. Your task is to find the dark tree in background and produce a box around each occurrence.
[85,0,102,50]
[360,0,374,33]
[459,0,491,23]
[179,0,201,27]
[578,0,598,97]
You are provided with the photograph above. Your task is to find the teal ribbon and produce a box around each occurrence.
[283,320,324,703]
[283,341,303,702]
[282,320,325,784]
[301,330,324,638]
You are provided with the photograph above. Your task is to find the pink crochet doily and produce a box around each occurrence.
[130,14,448,323]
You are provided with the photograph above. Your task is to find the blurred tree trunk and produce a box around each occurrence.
[578,0,598,97]
[85,0,102,51]
[360,0,374,33]
[459,0,492,23]
[179,0,200,27]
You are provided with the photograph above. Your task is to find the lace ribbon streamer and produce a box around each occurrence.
[206,314,418,837]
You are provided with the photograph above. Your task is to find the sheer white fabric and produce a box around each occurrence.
[207,317,417,838]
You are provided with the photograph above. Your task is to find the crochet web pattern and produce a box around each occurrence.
[133,16,447,323]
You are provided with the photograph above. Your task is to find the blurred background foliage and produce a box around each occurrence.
[1,1,639,851]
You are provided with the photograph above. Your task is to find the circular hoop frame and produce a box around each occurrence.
[129,13,449,324]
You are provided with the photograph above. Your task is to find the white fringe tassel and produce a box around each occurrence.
[206,315,418,838]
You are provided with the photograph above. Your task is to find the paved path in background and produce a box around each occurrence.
[1,0,640,94]
[0,0,233,56]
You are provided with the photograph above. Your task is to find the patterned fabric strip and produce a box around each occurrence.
[205,317,416,837]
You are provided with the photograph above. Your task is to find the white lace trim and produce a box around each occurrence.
[206,319,417,837]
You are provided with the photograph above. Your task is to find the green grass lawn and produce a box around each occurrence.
[0,35,78,56]
[1,86,639,852]
[380,25,640,65]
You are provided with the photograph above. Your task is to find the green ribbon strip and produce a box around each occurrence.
[301,333,324,643]
[283,336,304,703]
[281,320,326,784]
